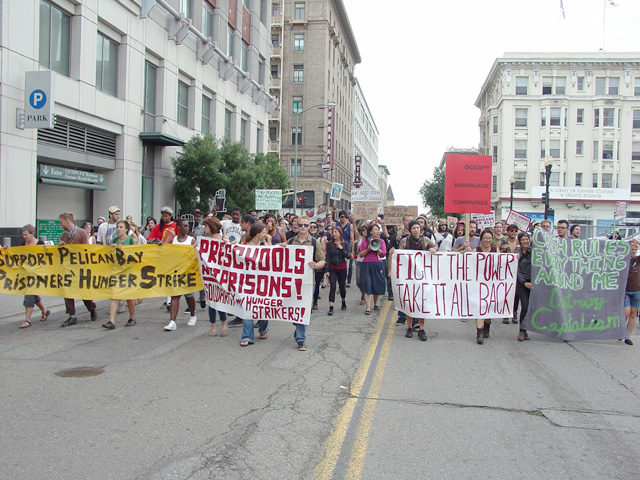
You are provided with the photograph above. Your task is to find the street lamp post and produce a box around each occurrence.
[544,155,553,220]
[509,176,515,212]
[293,102,336,216]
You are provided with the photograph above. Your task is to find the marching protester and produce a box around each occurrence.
[201,216,227,337]
[516,232,532,342]
[82,222,96,245]
[326,225,350,315]
[453,222,466,242]
[311,221,327,311]
[285,216,298,241]
[239,223,271,347]
[163,219,198,331]
[434,219,453,252]
[491,222,505,247]
[570,224,582,239]
[102,220,137,330]
[623,240,640,346]
[354,224,368,305]
[96,206,120,245]
[287,215,326,351]
[140,216,157,239]
[58,212,98,326]
[540,219,552,233]
[452,220,479,252]
[398,220,436,342]
[359,223,387,315]
[147,206,177,244]
[265,213,286,246]
[556,219,570,239]
[337,210,355,287]
[475,229,498,344]
[16,224,50,329]
[221,207,243,243]
[500,224,520,323]
[388,213,412,326]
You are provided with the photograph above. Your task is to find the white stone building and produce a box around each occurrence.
[475,52,640,233]
[353,78,379,192]
[0,0,275,241]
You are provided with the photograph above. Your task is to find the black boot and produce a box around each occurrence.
[341,300,347,310]
[476,328,484,344]
[483,321,491,338]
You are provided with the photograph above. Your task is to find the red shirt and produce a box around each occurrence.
[147,222,177,243]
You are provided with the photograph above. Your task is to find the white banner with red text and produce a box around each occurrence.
[197,238,314,324]
[391,251,517,319]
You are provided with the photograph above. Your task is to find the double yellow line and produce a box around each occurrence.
[313,301,396,480]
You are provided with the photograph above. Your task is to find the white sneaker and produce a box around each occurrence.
[117,300,125,313]
[164,320,177,331]
[187,316,197,327]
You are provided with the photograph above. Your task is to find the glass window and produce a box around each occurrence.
[577,76,584,91]
[635,78,640,96]
[492,145,498,163]
[632,174,640,193]
[556,77,566,94]
[602,173,613,188]
[492,175,497,193]
[227,25,234,57]
[180,0,192,19]
[243,0,250,8]
[293,33,304,51]
[541,108,546,126]
[202,3,214,37]
[514,140,527,159]
[177,81,189,127]
[271,64,278,78]
[272,3,281,17]
[96,33,118,96]
[293,64,304,82]
[141,146,155,225]
[576,140,583,155]
[577,108,584,123]
[594,108,600,127]
[596,77,606,94]
[143,62,157,131]
[603,140,614,159]
[240,118,247,148]
[201,95,211,134]
[633,110,640,129]
[593,141,599,160]
[272,33,279,47]
[575,172,582,186]
[492,116,498,133]
[241,40,249,72]
[292,96,302,113]
[290,158,301,176]
[515,109,527,127]
[550,140,560,159]
[633,142,640,161]
[39,0,71,76]
[294,3,305,19]
[515,76,528,95]
[593,173,598,188]
[603,108,614,127]
[291,127,302,145]
[225,109,232,139]
[540,140,545,158]
[609,78,619,95]
[550,107,561,126]
[514,172,526,190]
[269,127,277,142]
[542,77,552,95]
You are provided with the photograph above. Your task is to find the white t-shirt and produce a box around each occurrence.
[434,232,453,252]
[221,220,243,243]
[96,222,117,245]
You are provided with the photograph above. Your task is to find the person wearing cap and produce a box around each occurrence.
[147,206,177,244]
[434,220,453,252]
[96,206,120,245]
[570,224,581,239]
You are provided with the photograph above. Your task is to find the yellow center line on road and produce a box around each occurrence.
[344,308,396,479]
[312,300,394,480]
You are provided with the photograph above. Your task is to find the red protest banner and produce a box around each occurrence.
[444,154,492,213]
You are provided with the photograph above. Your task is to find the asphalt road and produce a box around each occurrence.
[1,287,639,479]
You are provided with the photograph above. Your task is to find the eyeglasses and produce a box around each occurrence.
[298,223,309,228]
[339,215,347,218]
[310,225,317,229]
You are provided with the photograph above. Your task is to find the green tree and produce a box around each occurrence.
[172,134,289,214]
[419,165,447,218]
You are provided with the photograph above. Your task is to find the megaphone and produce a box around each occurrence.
[369,237,382,251]
[447,220,457,231]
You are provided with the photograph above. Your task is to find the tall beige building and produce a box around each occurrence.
[269,0,360,212]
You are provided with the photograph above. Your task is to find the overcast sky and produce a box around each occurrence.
[344,0,640,212]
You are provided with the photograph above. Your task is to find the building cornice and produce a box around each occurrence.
[332,0,361,64]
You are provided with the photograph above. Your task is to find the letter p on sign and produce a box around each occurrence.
[29,90,47,109]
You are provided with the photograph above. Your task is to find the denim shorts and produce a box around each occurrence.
[625,291,640,308]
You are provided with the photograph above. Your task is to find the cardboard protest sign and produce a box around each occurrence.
[391,251,517,319]
[521,231,629,341]
[255,189,282,210]
[351,189,382,213]
[505,210,531,232]
[353,201,378,221]
[444,154,492,213]
[471,211,495,230]
[214,189,227,212]
[198,238,313,324]
[384,206,419,227]
[0,244,201,299]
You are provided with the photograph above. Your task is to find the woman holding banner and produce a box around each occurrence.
[201,217,227,337]
[326,225,350,315]
[623,240,640,346]
[102,220,137,330]
[16,224,51,329]
[359,223,387,315]
[516,232,532,342]
[239,223,270,346]
[398,221,437,341]
[475,229,498,344]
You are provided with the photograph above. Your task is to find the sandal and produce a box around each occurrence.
[259,333,268,339]
[373,305,379,311]
[240,340,251,347]
[19,320,31,329]
[365,310,371,315]
[40,310,51,322]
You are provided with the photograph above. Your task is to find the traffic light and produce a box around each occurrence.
[297,195,303,207]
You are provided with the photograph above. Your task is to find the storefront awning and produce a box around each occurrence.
[38,178,107,190]
[139,132,185,146]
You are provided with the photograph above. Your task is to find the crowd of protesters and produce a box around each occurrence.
[5,204,637,350]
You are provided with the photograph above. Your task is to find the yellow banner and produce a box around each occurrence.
[0,244,202,299]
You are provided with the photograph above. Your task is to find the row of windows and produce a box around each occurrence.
[496,172,617,190]
[514,75,637,95]
[493,138,637,162]
[272,2,306,19]
[271,32,305,51]
[493,108,640,130]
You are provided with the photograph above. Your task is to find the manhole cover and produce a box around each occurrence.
[55,367,104,377]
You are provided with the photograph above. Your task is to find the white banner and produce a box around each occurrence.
[391,251,517,319]
[505,210,532,232]
[471,211,495,229]
[198,238,314,324]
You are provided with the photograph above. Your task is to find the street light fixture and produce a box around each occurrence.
[292,102,336,215]
[544,155,554,220]
[509,176,516,212]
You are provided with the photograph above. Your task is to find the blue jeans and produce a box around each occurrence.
[208,307,227,324]
[294,323,307,343]
[241,319,268,343]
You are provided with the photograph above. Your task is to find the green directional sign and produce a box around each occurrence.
[39,165,105,185]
